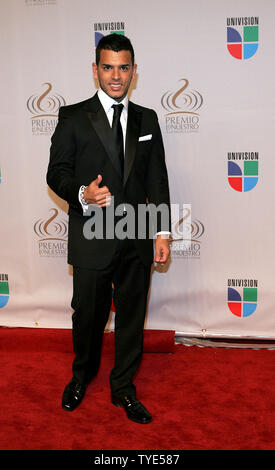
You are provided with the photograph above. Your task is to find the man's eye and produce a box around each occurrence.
[120,66,129,71]
[103,65,112,70]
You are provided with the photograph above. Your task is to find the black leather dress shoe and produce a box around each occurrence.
[111,395,152,424]
[62,379,86,411]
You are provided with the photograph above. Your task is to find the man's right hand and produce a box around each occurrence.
[83,174,111,207]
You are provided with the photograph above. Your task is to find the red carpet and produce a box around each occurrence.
[0,327,275,451]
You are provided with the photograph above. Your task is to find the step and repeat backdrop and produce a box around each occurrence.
[1,0,275,339]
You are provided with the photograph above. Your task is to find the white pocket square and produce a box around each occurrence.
[138,134,152,141]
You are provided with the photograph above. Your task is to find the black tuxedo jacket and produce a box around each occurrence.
[47,93,170,269]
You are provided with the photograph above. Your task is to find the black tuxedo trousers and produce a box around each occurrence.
[71,235,151,397]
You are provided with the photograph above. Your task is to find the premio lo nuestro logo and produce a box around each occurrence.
[228,152,258,192]
[161,78,203,133]
[27,82,66,136]
[0,274,9,309]
[94,21,125,46]
[171,205,205,259]
[228,279,258,317]
[25,0,56,5]
[34,208,68,257]
[227,17,259,60]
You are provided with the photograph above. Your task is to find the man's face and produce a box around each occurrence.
[92,49,136,102]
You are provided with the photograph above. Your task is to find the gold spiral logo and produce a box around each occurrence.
[161,78,203,115]
[34,208,68,241]
[27,82,66,118]
[172,211,205,243]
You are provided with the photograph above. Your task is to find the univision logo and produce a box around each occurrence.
[227,17,259,60]
[228,279,258,317]
[94,21,125,46]
[227,152,258,192]
[0,274,9,309]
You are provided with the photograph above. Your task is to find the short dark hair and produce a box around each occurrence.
[95,34,135,65]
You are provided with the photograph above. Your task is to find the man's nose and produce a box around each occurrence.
[112,67,120,81]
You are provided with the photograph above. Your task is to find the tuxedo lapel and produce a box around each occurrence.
[124,102,141,186]
[85,95,142,185]
[86,95,122,179]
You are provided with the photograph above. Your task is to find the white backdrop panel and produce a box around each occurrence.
[1,0,275,338]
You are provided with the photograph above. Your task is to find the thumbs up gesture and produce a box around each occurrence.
[83,175,111,207]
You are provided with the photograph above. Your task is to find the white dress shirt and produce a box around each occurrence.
[97,88,128,149]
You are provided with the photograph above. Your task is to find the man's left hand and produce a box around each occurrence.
[154,235,170,264]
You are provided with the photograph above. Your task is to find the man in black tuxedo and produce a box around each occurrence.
[47,34,170,424]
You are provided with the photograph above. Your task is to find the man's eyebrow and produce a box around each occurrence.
[101,63,131,67]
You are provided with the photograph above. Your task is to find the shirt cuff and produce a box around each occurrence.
[155,231,171,238]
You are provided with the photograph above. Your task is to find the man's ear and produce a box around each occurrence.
[92,62,98,80]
